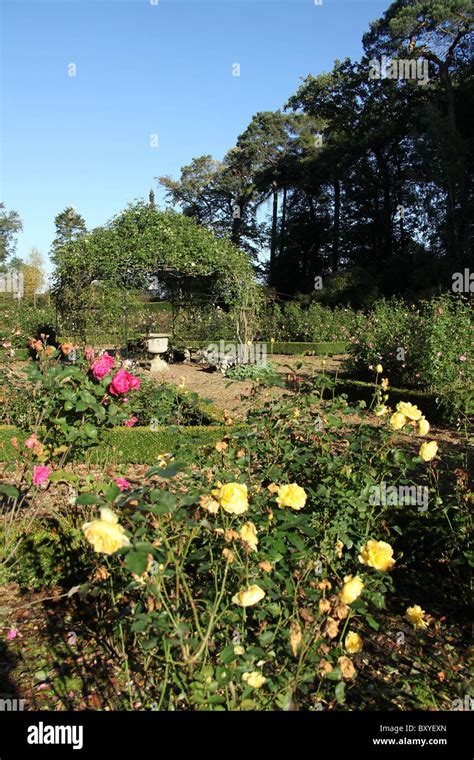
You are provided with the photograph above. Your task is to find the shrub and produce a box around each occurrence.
[67,379,469,710]
[346,295,473,405]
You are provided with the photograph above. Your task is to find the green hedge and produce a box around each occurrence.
[270,341,347,356]
[177,340,347,356]
[0,425,230,465]
[326,379,450,424]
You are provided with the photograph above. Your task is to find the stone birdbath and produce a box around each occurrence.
[144,333,170,372]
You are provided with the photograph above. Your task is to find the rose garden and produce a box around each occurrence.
[0,200,471,713]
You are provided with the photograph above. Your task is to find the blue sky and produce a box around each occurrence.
[1,0,389,273]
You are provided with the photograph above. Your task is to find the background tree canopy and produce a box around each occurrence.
[157,0,473,303]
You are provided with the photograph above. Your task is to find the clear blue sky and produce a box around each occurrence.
[1,0,389,274]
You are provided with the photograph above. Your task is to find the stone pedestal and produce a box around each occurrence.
[150,355,169,373]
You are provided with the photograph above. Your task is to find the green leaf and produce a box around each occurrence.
[83,423,98,439]
[220,645,237,664]
[104,484,121,502]
[0,484,20,499]
[335,681,346,704]
[75,493,103,505]
[124,549,149,575]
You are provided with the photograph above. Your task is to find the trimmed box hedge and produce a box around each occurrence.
[178,340,347,356]
[0,425,230,465]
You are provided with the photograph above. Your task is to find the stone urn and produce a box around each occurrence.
[144,333,170,372]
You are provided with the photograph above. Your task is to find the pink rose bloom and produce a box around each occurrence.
[33,465,51,486]
[85,347,95,361]
[109,370,140,396]
[459,355,467,362]
[124,416,138,427]
[109,369,131,395]
[25,432,39,449]
[91,354,115,381]
[115,477,130,492]
[7,629,18,640]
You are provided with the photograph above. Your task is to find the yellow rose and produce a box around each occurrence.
[232,584,265,607]
[416,417,430,437]
[396,401,422,421]
[242,671,266,688]
[419,441,438,462]
[82,507,130,555]
[157,452,174,468]
[405,605,428,630]
[339,575,364,605]
[390,411,407,430]
[374,405,388,417]
[212,482,248,514]
[376,364,383,374]
[345,631,363,654]
[359,539,395,572]
[276,483,307,510]
[239,521,258,552]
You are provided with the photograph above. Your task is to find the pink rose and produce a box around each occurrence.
[115,477,130,492]
[459,355,467,362]
[33,465,51,486]
[91,354,115,381]
[7,629,18,640]
[109,369,131,395]
[85,347,95,361]
[109,369,140,396]
[25,432,39,449]
[124,416,138,427]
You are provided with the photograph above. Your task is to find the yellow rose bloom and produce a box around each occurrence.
[419,441,438,462]
[375,405,388,417]
[405,605,429,630]
[232,584,265,607]
[242,671,266,688]
[416,417,430,437]
[396,401,422,421]
[376,364,383,374]
[276,483,307,510]
[359,539,395,572]
[390,411,407,430]
[339,575,364,605]
[345,631,363,654]
[212,482,248,514]
[239,521,258,552]
[157,452,174,468]
[82,507,130,556]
